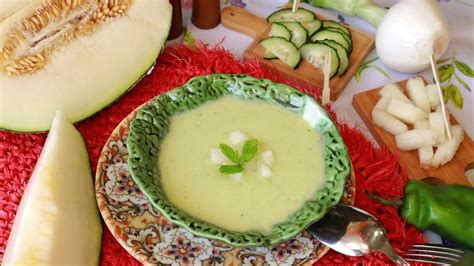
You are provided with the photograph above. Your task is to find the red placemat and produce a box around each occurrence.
[0,44,426,265]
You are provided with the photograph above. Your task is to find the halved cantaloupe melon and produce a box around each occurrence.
[2,111,102,265]
[0,0,172,132]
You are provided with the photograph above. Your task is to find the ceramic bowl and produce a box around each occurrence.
[127,74,350,246]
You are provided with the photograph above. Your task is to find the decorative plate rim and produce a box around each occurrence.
[126,74,351,247]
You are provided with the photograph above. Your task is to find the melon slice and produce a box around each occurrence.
[0,0,172,132]
[2,111,102,265]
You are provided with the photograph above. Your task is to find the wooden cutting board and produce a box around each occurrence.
[221,6,375,100]
[353,79,473,186]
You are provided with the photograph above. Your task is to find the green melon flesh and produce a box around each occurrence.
[0,0,172,132]
[2,111,102,266]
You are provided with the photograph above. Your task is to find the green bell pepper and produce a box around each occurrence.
[369,180,474,250]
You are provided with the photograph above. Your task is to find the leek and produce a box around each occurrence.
[308,0,386,27]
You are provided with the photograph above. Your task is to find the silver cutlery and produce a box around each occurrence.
[404,244,464,265]
[306,204,408,265]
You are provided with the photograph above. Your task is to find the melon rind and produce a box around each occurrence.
[0,0,172,132]
[2,111,102,266]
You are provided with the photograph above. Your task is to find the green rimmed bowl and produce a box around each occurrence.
[127,74,350,247]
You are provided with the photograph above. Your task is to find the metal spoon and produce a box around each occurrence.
[306,204,408,265]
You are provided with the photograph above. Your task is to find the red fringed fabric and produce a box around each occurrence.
[0,44,426,265]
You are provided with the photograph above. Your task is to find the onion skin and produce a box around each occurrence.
[376,0,450,73]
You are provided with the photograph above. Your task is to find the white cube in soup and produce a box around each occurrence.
[386,98,428,125]
[429,112,447,144]
[395,129,437,151]
[425,84,440,111]
[230,172,243,182]
[210,148,228,165]
[260,150,274,166]
[374,96,390,110]
[380,83,412,103]
[372,109,408,135]
[414,119,430,130]
[407,77,430,113]
[259,164,272,178]
[229,129,247,146]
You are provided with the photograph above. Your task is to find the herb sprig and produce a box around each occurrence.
[437,52,473,109]
[219,139,258,174]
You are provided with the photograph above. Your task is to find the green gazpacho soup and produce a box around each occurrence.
[159,96,324,234]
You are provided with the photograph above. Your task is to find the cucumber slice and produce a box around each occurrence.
[322,20,350,36]
[300,43,339,77]
[311,29,351,52]
[269,23,291,40]
[320,40,349,76]
[264,23,292,59]
[301,19,322,36]
[280,22,307,48]
[260,37,301,69]
[322,20,352,49]
[267,8,315,23]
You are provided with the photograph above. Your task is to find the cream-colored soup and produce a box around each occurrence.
[159,96,324,234]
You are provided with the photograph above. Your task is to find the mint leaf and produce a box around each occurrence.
[455,60,474,78]
[220,144,239,163]
[239,139,258,163]
[219,165,243,174]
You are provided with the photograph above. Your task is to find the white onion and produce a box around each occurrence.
[376,0,450,73]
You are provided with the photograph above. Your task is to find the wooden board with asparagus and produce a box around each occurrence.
[352,78,473,186]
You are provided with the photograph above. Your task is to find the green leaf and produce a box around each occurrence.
[239,139,258,163]
[438,64,454,82]
[355,65,369,81]
[219,144,239,163]
[450,84,464,109]
[436,58,450,65]
[371,65,392,81]
[454,72,472,92]
[455,60,474,78]
[442,86,451,104]
[219,164,243,174]
[362,56,379,66]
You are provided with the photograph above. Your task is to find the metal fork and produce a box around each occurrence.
[404,244,464,265]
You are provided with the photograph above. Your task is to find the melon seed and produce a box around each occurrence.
[1,0,133,76]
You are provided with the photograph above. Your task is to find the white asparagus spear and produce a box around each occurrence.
[413,119,434,166]
[407,77,431,113]
[414,119,430,130]
[430,125,464,167]
[425,84,440,111]
[372,109,408,135]
[429,111,447,144]
[395,129,437,151]
[379,83,412,103]
[374,96,390,110]
[386,98,428,124]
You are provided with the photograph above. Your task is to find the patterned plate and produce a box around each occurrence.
[95,103,356,265]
